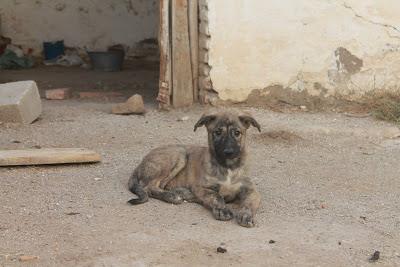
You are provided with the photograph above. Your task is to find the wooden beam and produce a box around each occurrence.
[0,148,101,166]
[188,0,199,103]
[157,0,172,108]
[172,0,194,108]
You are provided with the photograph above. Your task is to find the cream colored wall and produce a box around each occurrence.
[0,0,158,55]
[207,0,400,102]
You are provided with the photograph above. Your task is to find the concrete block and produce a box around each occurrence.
[0,81,42,124]
[112,94,145,115]
[45,88,71,100]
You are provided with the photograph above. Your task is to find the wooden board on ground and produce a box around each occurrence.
[0,148,101,166]
[172,0,194,108]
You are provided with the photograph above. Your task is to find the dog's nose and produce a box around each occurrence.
[223,148,235,156]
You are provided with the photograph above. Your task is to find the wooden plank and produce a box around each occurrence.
[172,0,194,108]
[157,0,172,109]
[188,0,199,103]
[0,148,101,166]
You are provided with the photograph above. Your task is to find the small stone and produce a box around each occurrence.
[383,127,400,139]
[369,251,380,262]
[45,88,71,100]
[19,255,39,262]
[177,116,189,122]
[112,94,145,115]
[217,243,227,253]
[217,247,227,253]
[94,177,102,181]
[300,105,307,110]
[269,240,276,244]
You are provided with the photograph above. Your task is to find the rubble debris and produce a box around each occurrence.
[45,88,71,100]
[0,81,42,124]
[369,251,380,262]
[0,36,12,55]
[44,49,84,67]
[0,48,34,69]
[112,94,145,115]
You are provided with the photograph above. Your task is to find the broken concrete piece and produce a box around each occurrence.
[0,148,101,166]
[0,81,42,124]
[112,94,145,115]
[45,88,71,100]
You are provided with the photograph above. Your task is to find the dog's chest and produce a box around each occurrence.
[207,169,243,198]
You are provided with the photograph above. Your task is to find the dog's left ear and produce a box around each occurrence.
[239,115,261,132]
[194,114,216,132]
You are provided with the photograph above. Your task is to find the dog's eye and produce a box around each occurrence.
[214,130,222,136]
[234,130,241,137]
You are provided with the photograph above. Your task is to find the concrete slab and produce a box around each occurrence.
[0,81,42,123]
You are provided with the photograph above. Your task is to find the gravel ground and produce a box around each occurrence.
[1,100,400,267]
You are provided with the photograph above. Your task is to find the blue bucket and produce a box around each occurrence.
[43,40,65,60]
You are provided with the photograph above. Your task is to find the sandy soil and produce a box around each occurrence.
[1,99,400,266]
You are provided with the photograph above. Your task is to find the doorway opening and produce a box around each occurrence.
[0,0,200,108]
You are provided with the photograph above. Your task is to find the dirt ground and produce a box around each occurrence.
[0,60,160,105]
[1,96,400,266]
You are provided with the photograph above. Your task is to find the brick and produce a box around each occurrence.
[199,6,209,22]
[199,63,211,76]
[199,49,209,63]
[45,88,71,100]
[199,22,210,36]
[199,76,213,90]
[0,81,42,124]
[79,91,123,99]
[199,36,210,50]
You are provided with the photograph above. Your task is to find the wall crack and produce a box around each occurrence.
[342,2,400,39]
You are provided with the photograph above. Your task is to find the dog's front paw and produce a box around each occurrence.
[236,209,255,228]
[212,207,233,221]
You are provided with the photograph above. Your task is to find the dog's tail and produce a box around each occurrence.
[127,172,149,205]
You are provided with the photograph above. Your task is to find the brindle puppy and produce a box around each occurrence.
[128,110,261,227]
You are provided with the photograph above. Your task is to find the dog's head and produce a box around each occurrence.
[194,110,261,168]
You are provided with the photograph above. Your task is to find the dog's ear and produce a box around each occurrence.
[239,115,261,132]
[194,114,217,132]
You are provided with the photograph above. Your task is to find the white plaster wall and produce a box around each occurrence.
[207,0,400,102]
[0,0,158,55]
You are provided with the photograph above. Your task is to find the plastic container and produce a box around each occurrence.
[43,40,64,60]
[87,50,124,72]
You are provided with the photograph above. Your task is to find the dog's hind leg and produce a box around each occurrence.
[147,153,188,204]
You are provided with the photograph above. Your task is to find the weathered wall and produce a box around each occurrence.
[206,0,400,102]
[0,0,158,56]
